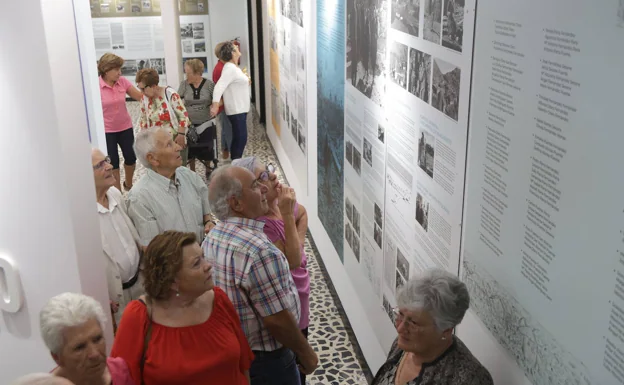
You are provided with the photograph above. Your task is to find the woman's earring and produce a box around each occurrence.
[441,336,447,340]
[176,290,180,297]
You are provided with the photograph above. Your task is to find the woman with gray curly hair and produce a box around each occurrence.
[40,293,134,385]
[372,269,493,385]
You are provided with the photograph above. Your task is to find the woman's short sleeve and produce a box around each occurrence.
[110,300,148,384]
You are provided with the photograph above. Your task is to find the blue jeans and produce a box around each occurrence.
[250,348,301,385]
[219,111,233,152]
[227,113,248,160]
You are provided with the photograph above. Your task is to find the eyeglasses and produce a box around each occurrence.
[138,84,150,92]
[93,156,112,170]
[392,308,423,330]
[257,163,276,181]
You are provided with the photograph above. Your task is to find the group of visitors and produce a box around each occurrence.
[10,39,493,385]
[99,40,251,185]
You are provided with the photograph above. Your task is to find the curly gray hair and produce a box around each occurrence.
[39,293,107,355]
[208,165,243,220]
[397,268,469,331]
[133,126,170,169]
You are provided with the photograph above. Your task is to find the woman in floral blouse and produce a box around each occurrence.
[135,68,192,165]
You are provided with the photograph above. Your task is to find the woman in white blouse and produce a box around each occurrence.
[210,42,251,160]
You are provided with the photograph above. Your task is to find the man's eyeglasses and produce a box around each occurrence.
[93,156,112,170]
[257,163,276,181]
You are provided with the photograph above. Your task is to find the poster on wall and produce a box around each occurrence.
[462,0,624,384]
[317,0,346,262]
[91,0,212,86]
[268,0,308,191]
[90,0,208,18]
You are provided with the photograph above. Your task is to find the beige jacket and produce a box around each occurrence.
[98,187,142,303]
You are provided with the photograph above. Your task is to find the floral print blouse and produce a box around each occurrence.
[139,88,191,134]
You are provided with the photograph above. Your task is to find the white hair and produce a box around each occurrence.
[397,268,469,331]
[133,127,169,169]
[208,165,243,220]
[231,157,262,174]
[39,293,107,355]
[11,373,73,385]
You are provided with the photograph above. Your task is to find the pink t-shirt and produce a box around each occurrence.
[259,203,311,330]
[99,76,134,133]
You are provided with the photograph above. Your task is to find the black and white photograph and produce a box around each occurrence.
[269,20,278,51]
[415,192,430,231]
[391,0,420,37]
[101,4,110,13]
[352,205,361,236]
[192,22,204,32]
[198,2,204,12]
[377,124,385,143]
[281,0,304,27]
[383,295,394,322]
[290,113,298,139]
[619,0,624,27]
[148,58,165,75]
[417,130,435,178]
[346,140,354,165]
[142,0,151,11]
[345,224,353,248]
[442,0,464,52]
[352,234,361,262]
[182,40,193,54]
[374,223,383,248]
[193,29,205,39]
[271,86,279,125]
[396,247,410,280]
[374,202,383,228]
[181,24,193,39]
[346,0,388,106]
[408,48,431,103]
[121,59,139,76]
[131,5,140,12]
[298,123,307,154]
[432,57,460,120]
[363,138,373,167]
[423,0,442,44]
[353,147,362,176]
[116,3,125,12]
[396,269,406,293]
[194,41,206,53]
[346,197,354,224]
[389,41,408,89]
[284,100,290,124]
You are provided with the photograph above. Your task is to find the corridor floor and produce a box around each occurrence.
[119,102,373,385]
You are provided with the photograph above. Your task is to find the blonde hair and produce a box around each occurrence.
[184,59,204,75]
[214,42,226,59]
[98,53,124,77]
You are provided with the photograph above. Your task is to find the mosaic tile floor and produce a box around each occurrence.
[119,102,373,384]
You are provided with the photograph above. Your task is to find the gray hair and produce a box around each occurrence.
[11,374,73,385]
[208,165,243,220]
[231,157,262,174]
[39,293,107,355]
[133,127,169,169]
[397,269,469,331]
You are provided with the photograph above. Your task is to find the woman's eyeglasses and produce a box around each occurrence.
[93,156,112,170]
[257,163,276,181]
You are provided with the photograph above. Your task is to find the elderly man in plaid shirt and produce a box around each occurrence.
[203,164,318,385]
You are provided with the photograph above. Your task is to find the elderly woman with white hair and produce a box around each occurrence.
[372,269,493,385]
[40,293,134,385]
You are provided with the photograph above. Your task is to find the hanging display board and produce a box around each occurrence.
[90,0,212,86]
[461,0,624,384]
[268,0,309,191]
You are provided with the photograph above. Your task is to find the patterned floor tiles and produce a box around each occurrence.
[120,102,373,384]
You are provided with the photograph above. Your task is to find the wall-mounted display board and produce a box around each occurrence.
[461,0,624,384]
[268,0,309,191]
[90,0,212,85]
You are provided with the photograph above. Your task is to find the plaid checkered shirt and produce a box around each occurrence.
[202,217,301,352]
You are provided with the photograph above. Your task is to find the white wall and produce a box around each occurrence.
[0,0,110,381]
[209,0,251,70]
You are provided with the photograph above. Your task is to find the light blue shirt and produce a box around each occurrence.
[127,167,211,246]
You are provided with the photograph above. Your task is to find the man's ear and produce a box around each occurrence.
[146,152,158,168]
[228,195,243,214]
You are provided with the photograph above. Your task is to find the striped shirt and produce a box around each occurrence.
[127,167,210,246]
[203,217,301,352]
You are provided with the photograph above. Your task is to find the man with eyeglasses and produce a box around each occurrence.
[91,148,144,327]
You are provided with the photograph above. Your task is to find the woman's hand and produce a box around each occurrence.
[110,300,120,314]
[277,186,296,216]
[175,133,186,149]
[210,102,220,117]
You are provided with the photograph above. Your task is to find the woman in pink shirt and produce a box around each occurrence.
[232,157,311,385]
[98,53,143,191]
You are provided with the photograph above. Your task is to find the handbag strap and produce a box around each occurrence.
[164,87,180,132]
[138,297,153,385]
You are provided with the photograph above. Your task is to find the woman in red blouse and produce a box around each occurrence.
[111,231,253,384]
